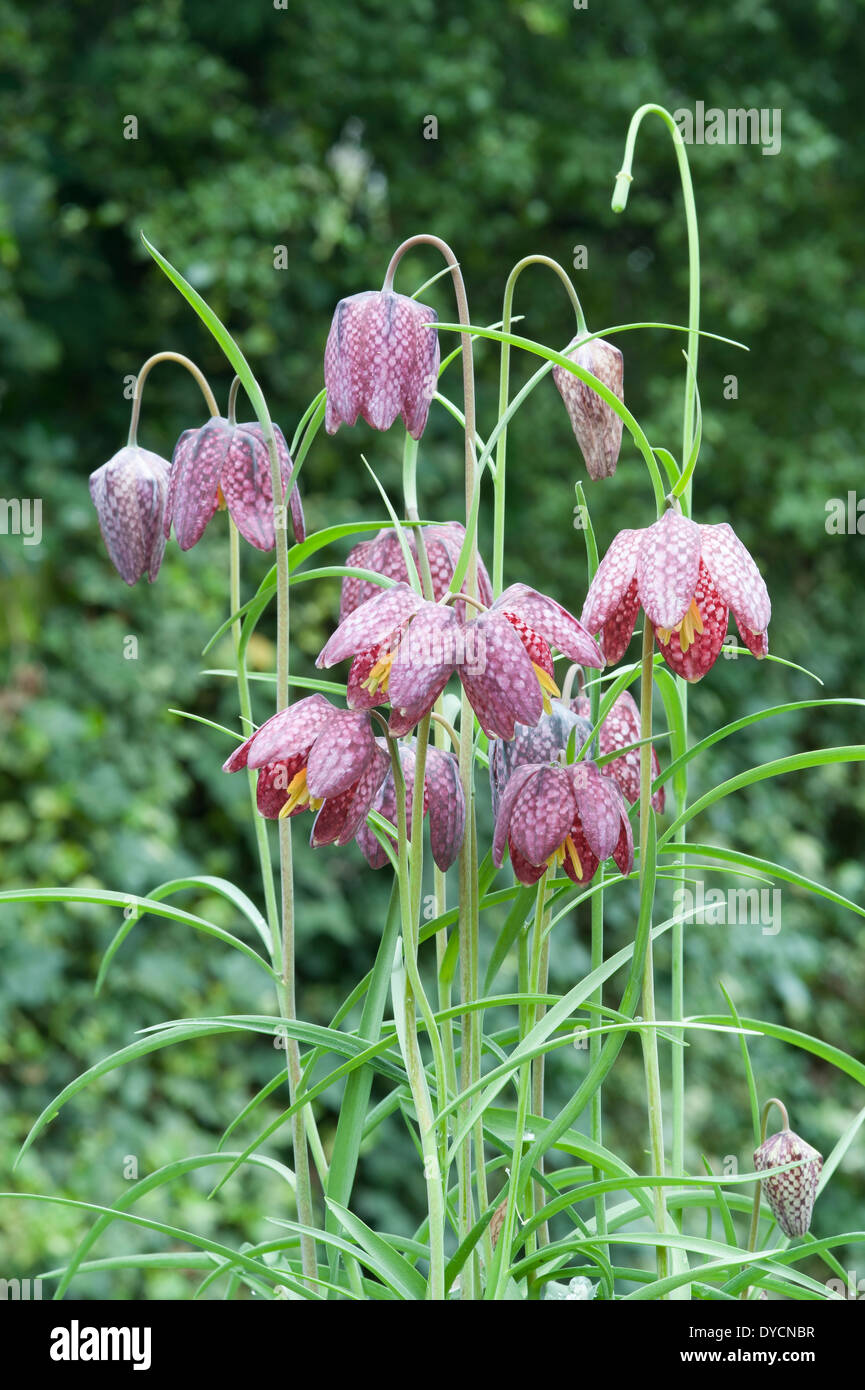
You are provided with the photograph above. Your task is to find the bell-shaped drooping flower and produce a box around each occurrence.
[324,290,440,440]
[223,694,388,848]
[573,690,665,813]
[489,698,593,819]
[580,508,771,681]
[356,738,465,871]
[340,522,493,620]
[493,758,634,886]
[165,417,305,552]
[316,580,604,742]
[553,335,624,480]
[89,445,169,585]
[753,1127,823,1239]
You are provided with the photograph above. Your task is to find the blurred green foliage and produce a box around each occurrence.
[1,0,862,1296]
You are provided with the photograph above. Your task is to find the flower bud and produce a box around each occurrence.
[324,290,440,440]
[553,335,624,480]
[753,1127,822,1238]
[89,445,169,585]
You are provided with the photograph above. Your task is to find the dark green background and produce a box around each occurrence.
[1,0,863,1296]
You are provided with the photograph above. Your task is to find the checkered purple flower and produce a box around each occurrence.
[89,445,169,585]
[754,1128,823,1239]
[316,581,604,741]
[574,690,665,812]
[356,739,465,871]
[580,508,771,680]
[553,334,624,480]
[492,758,634,886]
[164,416,305,552]
[324,290,440,440]
[222,694,388,848]
[489,698,593,819]
[340,522,493,621]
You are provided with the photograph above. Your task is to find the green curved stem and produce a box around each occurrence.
[127,351,218,446]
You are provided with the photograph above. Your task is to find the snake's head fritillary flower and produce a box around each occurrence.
[316,580,603,741]
[489,698,593,818]
[89,445,169,585]
[580,509,771,680]
[164,416,305,552]
[222,694,388,848]
[356,739,465,871]
[324,290,440,440]
[492,758,634,886]
[340,521,493,620]
[552,335,624,480]
[753,1128,823,1238]
[574,690,665,813]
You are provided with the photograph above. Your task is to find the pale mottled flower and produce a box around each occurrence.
[324,290,440,440]
[754,1128,822,1239]
[574,689,664,812]
[89,445,169,585]
[340,522,492,620]
[553,335,624,480]
[356,738,465,871]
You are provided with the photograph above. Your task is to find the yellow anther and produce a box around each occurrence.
[532,663,561,715]
[564,834,583,880]
[361,650,395,697]
[656,598,704,653]
[278,767,312,817]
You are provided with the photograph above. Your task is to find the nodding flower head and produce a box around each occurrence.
[552,335,624,481]
[356,739,465,871]
[340,522,493,621]
[222,695,388,849]
[753,1127,823,1239]
[574,689,664,813]
[492,758,634,887]
[316,580,603,741]
[580,508,771,680]
[164,416,305,553]
[324,290,440,440]
[89,445,169,585]
[489,698,593,819]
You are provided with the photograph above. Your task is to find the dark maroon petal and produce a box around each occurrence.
[323,291,440,441]
[89,445,169,585]
[167,416,232,551]
[387,604,460,734]
[561,819,600,884]
[496,584,604,667]
[490,701,593,817]
[460,613,543,741]
[493,763,541,867]
[255,755,307,818]
[340,530,415,619]
[508,840,548,885]
[223,729,257,773]
[699,522,771,642]
[423,523,494,609]
[571,761,625,861]
[509,765,576,866]
[588,690,664,813]
[305,709,377,798]
[310,744,390,847]
[346,648,389,710]
[317,583,425,667]
[552,335,624,480]
[735,614,769,658]
[637,510,702,630]
[601,575,641,664]
[424,746,465,870]
[581,528,642,635]
[612,810,635,876]
[654,561,728,682]
[244,695,334,769]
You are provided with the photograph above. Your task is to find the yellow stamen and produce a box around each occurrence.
[216,483,228,511]
[532,662,561,716]
[278,767,312,817]
[564,834,583,880]
[656,598,704,653]
[361,650,395,697]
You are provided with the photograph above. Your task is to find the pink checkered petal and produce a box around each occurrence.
[637,510,702,630]
[600,576,641,664]
[423,523,494,608]
[509,766,576,866]
[700,522,771,639]
[167,416,231,550]
[305,710,377,798]
[735,614,769,658]
[461,613,544,740]
[317,583,425,667]
[254,755,307,818]
[388,604,460,729]
[612,809,635,876]
[235,422,305,547]
[89,445,169,585]
[493,763,541,867]
[496,584,604,667]
[425,746,465,870]
[508,840,549,886]
[324,291,440,441]
[561,820,599,885]
[552,335,625,480]
[244,695,334,769]
[310,744,390,847]
[571,761,625,862]
[754,1129,822,1239]
[346,648,388,710]
[581,529,642,634]
[654,560,728,682]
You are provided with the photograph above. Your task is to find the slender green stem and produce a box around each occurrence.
[638,618,668,1288]
[127,351,218,446]
[389,737,446,1300]
[741,1098,789,1298]
[494,256,586,598]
